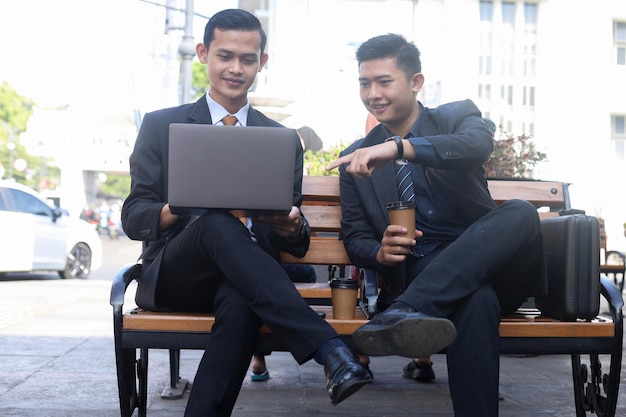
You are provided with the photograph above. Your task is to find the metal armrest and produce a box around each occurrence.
[605,250,625,265]
[110,263,142,310]
[600,274,625,316]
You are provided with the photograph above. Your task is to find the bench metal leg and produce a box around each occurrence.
[113,346,138,417]
[571,353,587,417]
[571,352,621,417]
[570,277,623,417]
[161,349,189,400]
[138,348,149,417]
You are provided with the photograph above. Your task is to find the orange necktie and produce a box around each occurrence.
[221,115,238,126]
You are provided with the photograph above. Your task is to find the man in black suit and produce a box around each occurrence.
[327,34,546,417]
[121,9,371,417]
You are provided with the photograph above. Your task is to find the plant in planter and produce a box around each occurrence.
[483,132,547,178]
[304,144,345,176]
[305,131,547,180]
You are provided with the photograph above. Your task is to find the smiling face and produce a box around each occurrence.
[358,57,424,136]
[196,28,268,114]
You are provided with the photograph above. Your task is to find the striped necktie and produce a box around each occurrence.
[221,115,238,126]
[395,133,415,201]
[396,162,415,202]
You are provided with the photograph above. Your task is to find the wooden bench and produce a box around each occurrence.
[110,175,624,417]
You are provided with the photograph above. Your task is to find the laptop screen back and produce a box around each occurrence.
[167,123,298,215]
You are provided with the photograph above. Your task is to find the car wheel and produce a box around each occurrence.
[59,242,93,279]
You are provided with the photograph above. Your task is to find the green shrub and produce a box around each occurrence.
[304,144,347,176]
[305,132,547,180]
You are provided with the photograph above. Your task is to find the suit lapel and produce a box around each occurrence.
[364,127,398,221]
[188,95,213,124]
[372,164,397,221]
[246,108,264,126]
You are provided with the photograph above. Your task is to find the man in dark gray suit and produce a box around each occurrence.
[327,33,546,417]
[122,9,371,417]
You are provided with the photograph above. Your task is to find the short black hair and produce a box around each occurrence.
[356,33,421,79]
[203,9,267,54]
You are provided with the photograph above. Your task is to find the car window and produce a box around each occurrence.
[5,188,52,217]
[0,188,7,211]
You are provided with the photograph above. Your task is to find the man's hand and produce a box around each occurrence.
[159,204,180,231]
[326,141,398,178]
[376,225,423,266]
[254,206,303,238]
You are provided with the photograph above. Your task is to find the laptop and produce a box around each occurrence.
[167,123,298,216]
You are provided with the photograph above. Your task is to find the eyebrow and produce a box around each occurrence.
[358,74,393,82]
[215,47,259,59]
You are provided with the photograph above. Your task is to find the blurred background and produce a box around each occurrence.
[1,0,625,251]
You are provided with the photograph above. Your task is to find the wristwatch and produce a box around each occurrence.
[287,216,308,241]
[385,135,404,160]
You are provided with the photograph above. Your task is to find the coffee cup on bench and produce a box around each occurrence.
[329,278,359,319]
[386,200,416,239]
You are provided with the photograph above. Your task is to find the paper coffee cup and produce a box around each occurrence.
[386,201,416,239]
[329,278,359,319]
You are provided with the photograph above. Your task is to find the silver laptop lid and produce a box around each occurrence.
[167,123,298,215]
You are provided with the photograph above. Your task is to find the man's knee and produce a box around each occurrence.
[500,199,538,220]
[452,285,500,327]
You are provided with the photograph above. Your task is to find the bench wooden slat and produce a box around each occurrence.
[123,308,615,338]
[299,205,342,233]
[301,177,568,208]
[280,238,351,265]
[301,175,340,201]
[293,282,333,298]
[487,179,566,209]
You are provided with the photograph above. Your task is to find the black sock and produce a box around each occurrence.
[313,337,345,365]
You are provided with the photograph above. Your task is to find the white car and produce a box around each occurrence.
[0,180,103,278]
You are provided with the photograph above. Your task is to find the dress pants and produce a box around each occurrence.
[155,211,338,416]
[398,199,546,417]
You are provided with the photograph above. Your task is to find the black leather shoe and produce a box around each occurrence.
[324,346,373,405]
[352,307,456,358]
[402,360,435,382]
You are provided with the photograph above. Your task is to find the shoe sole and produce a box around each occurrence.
[331,374,373,405]
[250,371,270,382]
[352,315,456,358]
[403,368,436,382]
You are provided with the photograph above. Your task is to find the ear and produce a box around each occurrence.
[196,43,208,64]
[411,73,425,93]
[258,53,269,72]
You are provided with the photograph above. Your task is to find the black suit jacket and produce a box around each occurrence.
[122,95,309,310]
[338,99,496,295]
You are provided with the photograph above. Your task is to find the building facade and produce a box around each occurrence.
[16,0,626,248]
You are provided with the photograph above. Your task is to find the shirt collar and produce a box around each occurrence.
[205,91,250,126]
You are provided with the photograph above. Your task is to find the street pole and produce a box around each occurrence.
[178,0,195,104]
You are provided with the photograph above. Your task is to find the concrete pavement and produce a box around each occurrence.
[1,277,625,416]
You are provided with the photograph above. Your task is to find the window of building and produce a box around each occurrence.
[478,83,492,100]
[612,115,625,159]
[480,1,493,21]
[615,21,626,66]
[478,0,538,135]
[523,86,534,107]
[479,1,494,76]
[523,3,537,76]
[501,85,513,105]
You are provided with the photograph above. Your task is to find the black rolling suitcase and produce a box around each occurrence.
[535,214,600,321]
